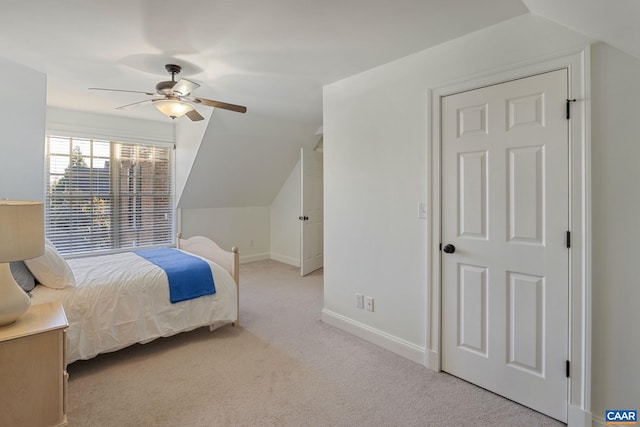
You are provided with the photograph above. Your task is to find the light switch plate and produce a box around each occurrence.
[419,202,428,219]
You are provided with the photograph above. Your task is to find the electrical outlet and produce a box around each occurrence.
[365,296,374,312]
[355,293,364,309]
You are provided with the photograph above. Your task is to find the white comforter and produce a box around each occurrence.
[30,251,237,364]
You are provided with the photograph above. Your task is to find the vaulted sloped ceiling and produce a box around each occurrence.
[523,0,640,60]
[1,1,637,209]
[0,0,530,209]
[177,110,319,208]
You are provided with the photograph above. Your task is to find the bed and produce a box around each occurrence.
[27,235,239,365]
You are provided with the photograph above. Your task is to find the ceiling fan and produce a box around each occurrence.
[89,64,247,121]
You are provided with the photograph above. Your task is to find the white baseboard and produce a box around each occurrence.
[270,252,300,267]
[321,308,425,365]
[591,415,605,427]
[240,252,300,266]
[239,252,271,264]
[567,405,593,427]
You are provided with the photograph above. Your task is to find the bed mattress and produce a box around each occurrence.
[30,250,237,364]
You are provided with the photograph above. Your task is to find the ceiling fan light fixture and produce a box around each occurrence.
[91,63,246,121]
[153,98,193,119]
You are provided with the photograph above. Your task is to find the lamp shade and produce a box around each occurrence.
[153,98,194,118]
[0,201,45,262]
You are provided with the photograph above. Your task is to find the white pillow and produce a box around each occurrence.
[24,240,76,289]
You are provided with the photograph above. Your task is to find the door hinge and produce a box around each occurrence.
[566,98,576,119]
[439,243,442,251]
[566,231,571,248]
[566,360,570,378]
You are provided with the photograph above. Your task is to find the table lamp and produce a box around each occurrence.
[0,200,44,326]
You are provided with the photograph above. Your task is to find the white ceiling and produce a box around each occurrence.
[0,0,636,208]
[523,0,640,60]
[0,0,528,124]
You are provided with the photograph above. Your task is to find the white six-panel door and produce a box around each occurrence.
[441,69,569,422]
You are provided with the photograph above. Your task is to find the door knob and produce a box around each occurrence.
[298,216,309,221]
[443,244,456,254]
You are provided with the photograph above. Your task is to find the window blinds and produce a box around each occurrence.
[45,135,174,256]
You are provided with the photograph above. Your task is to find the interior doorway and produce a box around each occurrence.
[428,49,591,427]
[300,147,323,276]
[440,69,569,422]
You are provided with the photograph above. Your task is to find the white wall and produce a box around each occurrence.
[0,57,46,201]
[270,160,301,266]
[47,107,173,145]
[322,12,625,419]
[180,207,270,264]
[323,12,587,349]
[180,157,305,267]
[590,42,640,418]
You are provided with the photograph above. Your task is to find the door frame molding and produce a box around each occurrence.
[426,46,591,426]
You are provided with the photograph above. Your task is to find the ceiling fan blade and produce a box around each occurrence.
[89,87,155,96]
[172,78,200,97]
[116,99,153,110]
[192,97,247,113]
[186,109,205,122]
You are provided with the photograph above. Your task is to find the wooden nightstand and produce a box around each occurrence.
[0,301,69,427]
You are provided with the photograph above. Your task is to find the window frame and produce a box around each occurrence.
[45,133,176,257]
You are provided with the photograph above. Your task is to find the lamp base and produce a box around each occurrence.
[0,263,31,326]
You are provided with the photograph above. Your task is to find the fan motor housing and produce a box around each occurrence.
[156,81,177,95]
[156,64,182,95]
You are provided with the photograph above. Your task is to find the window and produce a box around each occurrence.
[45,135,174,256]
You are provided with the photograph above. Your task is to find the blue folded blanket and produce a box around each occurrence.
[134,248,216,303]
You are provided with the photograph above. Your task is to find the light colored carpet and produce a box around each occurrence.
[66,260,563,426]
